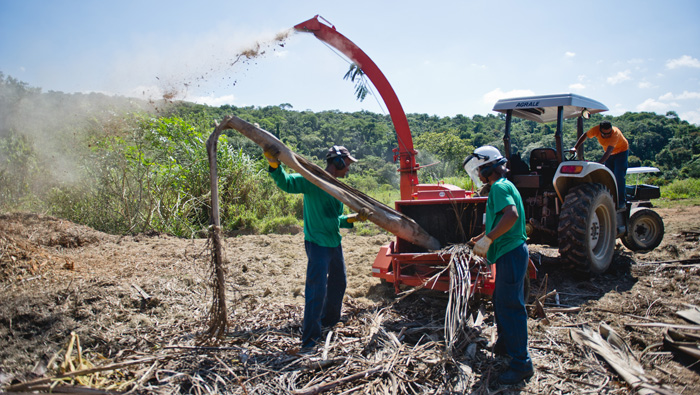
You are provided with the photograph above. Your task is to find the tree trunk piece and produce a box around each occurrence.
[219,115,441,251]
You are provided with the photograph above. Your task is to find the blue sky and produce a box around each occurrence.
[2,0,700,124]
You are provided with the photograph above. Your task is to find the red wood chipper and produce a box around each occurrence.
[293,16,537,297]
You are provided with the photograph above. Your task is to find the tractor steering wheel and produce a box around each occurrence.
[566,148,583,161]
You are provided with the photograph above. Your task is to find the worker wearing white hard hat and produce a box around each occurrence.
[463,146,534,385]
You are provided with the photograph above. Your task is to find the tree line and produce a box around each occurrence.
[2,73,699,236]
[167,96,700,183]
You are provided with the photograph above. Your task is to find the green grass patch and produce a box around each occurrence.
[660,178,700,200]
[651,197,700,208]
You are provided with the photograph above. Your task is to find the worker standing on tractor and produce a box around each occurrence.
[574,120,629,209]
[264,145,369,353]
[463,146,534,385]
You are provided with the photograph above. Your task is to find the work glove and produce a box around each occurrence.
[264,150,280,169]
[473,236,492,258]
[347,207,372,223]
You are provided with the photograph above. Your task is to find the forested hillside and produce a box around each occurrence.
[2,73,699,236]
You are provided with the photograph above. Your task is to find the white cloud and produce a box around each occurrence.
[612,103,628,115]
[191,94,236,107]
[680,109,700,125]
[677,91,700,100]
[658,91,700,101]
[638,81,652,89]
[659,92,674,101]
[482,88,536,104]
[607,70,632,85]
[636,98,678,112]
[569,83,585,91]
[565,52,576,58]
[666,55,700,69]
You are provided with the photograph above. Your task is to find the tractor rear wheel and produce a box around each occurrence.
[557,183,616,274]
[622,208,664,251]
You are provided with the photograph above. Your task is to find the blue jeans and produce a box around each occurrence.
[605,150,628,208]
[302,241,347,348]
[493,242,533,372]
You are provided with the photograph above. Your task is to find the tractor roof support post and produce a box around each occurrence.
[577,115,584,157]
[555,106,564,163]
[503,110,513,160]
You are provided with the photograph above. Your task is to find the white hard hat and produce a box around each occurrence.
[463,145,505,187]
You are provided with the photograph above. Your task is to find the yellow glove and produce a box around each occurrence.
[264,150,280,169]
[347,207,372,223]
[473,236,492,258]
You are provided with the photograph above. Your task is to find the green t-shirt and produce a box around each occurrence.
[485,178,527,262]
[269,166,352,248]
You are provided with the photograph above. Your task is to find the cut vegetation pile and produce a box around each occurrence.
[1,207,699,394]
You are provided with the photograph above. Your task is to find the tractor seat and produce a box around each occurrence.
[529,148,557,173]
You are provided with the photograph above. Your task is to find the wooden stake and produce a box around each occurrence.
[205,123,228,338]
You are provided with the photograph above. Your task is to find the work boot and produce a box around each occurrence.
[498,367,534,385]
[297,344,317,356]
[491,341,508,357]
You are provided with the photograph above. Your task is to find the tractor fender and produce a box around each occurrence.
[553,161,618,206]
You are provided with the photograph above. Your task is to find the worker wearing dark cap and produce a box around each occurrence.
[265,145,369,353]
[574,121,629,209]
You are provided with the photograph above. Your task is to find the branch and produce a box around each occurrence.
[291,365,383,395]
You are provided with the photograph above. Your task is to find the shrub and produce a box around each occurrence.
[661,178,700,199]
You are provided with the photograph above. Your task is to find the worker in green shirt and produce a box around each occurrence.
[265,145,369,353]
[464,145,534,385]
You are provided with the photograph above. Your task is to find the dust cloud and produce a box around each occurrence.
[144,28,295,106]
[0,77,150,191]
[0,28,295,195]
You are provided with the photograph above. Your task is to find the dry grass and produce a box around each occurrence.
[1,211,700,394]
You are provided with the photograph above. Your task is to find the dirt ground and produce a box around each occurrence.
[1,205,700,394]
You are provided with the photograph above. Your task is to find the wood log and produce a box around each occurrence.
[6,355,169,392]
[292,365,384,395]
[218,115,441,251]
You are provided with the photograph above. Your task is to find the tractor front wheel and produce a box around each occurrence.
[558,183,616,274]
[622,208,664,251]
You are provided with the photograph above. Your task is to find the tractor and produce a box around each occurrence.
[491,93,665,274]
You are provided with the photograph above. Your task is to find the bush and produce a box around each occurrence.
[259,215,302,234]
[661,178,700,199]
[38,114,307,237]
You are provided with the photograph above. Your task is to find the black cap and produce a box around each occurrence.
[326,145,357,162]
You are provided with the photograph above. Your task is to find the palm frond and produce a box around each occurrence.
[343,63,370,102]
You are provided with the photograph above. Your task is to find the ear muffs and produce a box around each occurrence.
[480,157,507,178]
[480,164,494,178]
[331,145,346,170]
[333,156,346,170]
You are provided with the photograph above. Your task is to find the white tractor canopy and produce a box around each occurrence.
[626,166,660,175]
[492,93,608,123]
